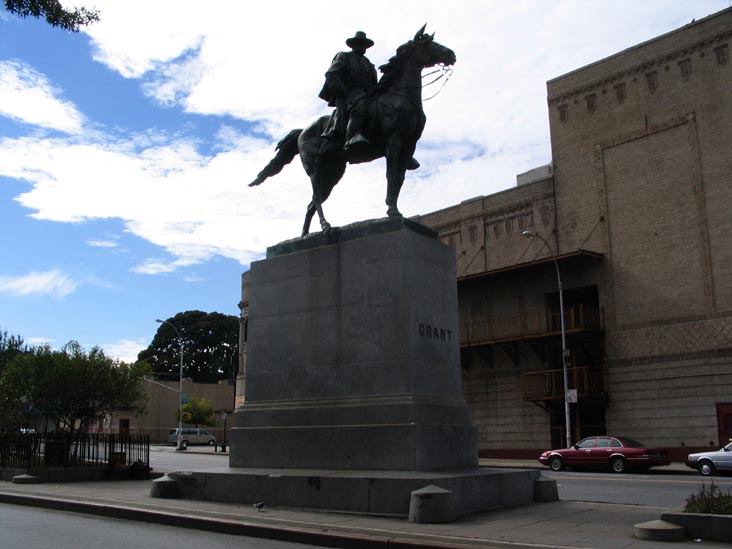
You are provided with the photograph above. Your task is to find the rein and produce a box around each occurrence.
[421,64,453,101]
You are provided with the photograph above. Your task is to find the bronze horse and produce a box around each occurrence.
[250,26,456,236]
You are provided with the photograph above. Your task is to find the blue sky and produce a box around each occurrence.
[1,0,728,362]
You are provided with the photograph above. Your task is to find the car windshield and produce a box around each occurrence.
[725,442,732,451]
[169,430,177,435]
[616,437,644,447]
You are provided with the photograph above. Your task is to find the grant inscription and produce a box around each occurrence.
[418,323,453,342]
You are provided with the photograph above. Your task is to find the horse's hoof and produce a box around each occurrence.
[387,207,402,218]
[321,223,332,235]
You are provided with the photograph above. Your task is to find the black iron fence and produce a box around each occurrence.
[0,432,149,470]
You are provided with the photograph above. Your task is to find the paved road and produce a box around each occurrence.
[545,470,732,508]
[149,445,229,472]
[0,503,322,549]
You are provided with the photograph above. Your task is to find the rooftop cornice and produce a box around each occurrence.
[548,29,732,106]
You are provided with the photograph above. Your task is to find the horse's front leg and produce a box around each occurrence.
[384,139,411,218]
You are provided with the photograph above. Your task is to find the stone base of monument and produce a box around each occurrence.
[155,466,540,518]
[152,218,544,518]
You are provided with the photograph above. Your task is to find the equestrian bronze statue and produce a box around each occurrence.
[250,25,456,236]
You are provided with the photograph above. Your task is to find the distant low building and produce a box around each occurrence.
[109,378,235,444]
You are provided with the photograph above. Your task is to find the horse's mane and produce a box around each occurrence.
[377,41,413,91]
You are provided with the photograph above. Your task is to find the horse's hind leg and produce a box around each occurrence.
[302,179,332,236]
[302,200,317,236]
[301,200,332,236]
[316,203,331,233]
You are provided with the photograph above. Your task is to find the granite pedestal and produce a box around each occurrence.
[153,218,541,516]
[230,217,477,471]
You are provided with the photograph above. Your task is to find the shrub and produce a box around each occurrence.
[684,482,732,515]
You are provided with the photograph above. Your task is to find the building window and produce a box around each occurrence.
[558,104,568,122]
[715,44,729,66]
[585,93,596,113]
[678,58,692,79]
[645,71,658,92]
[540,206,552,227]
[469,225,477,243]
[614,82,625,103]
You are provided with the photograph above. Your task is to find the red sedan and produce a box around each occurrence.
[539,436,670,473]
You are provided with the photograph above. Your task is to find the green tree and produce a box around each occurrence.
[180,396,214,428]
[0,329,26,374]
[139,310,239,383]
[0,341,147,435]
[4,0,99,31]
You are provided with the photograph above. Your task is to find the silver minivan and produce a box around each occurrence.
[168,428,216,446]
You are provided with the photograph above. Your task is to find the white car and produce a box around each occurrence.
[686,442,732,476]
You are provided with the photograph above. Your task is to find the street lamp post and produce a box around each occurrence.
[156,319,185,451]
[522,230,572,449]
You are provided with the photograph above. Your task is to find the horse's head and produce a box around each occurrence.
[412,24,456,69]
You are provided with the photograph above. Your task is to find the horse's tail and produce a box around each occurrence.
[249,129,302,187]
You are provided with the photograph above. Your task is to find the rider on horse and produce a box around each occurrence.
[318,31,419,169]
[318,31,377,152]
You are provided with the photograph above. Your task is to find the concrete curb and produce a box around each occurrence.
[662,510,732,543]
[0,490,562,549]
[633,519,685,541]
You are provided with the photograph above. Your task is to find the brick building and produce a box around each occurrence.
[415,8,732,460]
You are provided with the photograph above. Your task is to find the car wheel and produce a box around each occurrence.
[698,460,715,476]
[610,457,626,473]
[549,456,564,471]
[208,439,215,446]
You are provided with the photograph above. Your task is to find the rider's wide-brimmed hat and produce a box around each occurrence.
[346,31,374,49]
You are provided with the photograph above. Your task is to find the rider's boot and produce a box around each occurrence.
[407,158,420,170]
[344,114,371,150]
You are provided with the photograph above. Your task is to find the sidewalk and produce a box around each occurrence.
[0,464,718,549]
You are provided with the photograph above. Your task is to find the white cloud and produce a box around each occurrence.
[86,239,119,248]
[99,338,149,363]
[0,269,78,298]
[26,336,55,346]
[0,61,84,134]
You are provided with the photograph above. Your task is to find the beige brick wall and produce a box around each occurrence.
[416,178,556,278]
[548,9,732,321]
[462,346,549,451]
[606,355,732,447]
